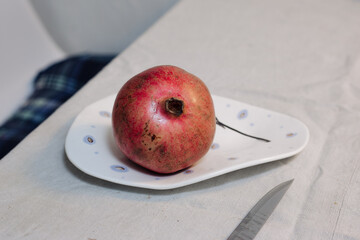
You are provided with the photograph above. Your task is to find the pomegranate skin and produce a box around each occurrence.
[112,65,216,174]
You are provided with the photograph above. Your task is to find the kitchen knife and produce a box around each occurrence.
[227,179,294,240]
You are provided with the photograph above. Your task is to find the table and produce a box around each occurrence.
[2,0,360,239]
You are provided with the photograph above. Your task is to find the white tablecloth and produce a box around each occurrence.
[1,0,360,239]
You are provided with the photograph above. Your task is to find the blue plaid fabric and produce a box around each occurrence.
[0,55,115,159]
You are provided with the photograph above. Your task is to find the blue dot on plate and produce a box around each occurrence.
[111,165,129,172]
[238,109,248,119]
[184,169,193,174]
[99,111,111,118]
[286,132,297,138]
[83,135,96,145]
[211,143,220,150]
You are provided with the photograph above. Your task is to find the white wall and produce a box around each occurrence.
[0,0,179,125]
[0,1,65,125]
[30,0,180,55]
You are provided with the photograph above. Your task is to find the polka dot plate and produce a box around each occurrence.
[65,94,309,190]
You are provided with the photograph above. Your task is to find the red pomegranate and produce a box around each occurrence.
[112,65,216,174]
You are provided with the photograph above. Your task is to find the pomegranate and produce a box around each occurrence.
[112,65,216,174]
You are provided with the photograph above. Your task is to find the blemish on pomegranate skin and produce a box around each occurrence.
[158,145,167,156]
[151,134,156,141]
[135,80,145,89]
[133,148,144,158]
[142,120,150,136]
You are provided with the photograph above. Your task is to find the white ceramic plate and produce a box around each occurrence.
[65,94,309,190]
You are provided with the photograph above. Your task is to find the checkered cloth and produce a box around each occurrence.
[0,55,115,159]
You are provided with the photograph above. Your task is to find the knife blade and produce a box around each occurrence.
[227,179,294,240]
